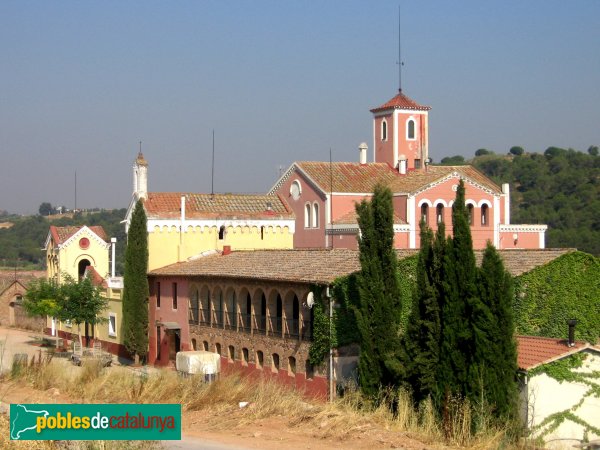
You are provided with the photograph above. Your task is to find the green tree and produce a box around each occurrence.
[476,243,518,420]
[59,275,108,348]
[440,155,466,165]
[354,184,403,398]
[24,278,63,343]
[475,148,491,156]
[509,146,524,156]
[122,200,149,364]
[401,222,442,404]
[38,202,54,216]
[438,179,479,402]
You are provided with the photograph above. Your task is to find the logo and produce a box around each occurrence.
[10,403,181,440]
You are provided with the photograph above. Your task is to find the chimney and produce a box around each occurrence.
[398,155,407,175]
[358,142,368,164]
[223,245,232,255]
[567,319,577,347]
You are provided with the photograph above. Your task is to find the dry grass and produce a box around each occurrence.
[4,358,538,450]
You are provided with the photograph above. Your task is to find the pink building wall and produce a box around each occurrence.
[276,171,326,248]
[499,231,542,249]
[373,113,395,168]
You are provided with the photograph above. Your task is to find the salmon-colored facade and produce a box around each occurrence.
[270,91,547,250]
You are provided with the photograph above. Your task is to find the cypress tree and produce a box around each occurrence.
[122,199,149,364]
[477,242,518,419]
[438,179,479,401]
[354,184,403,398]
[401,222,441,403]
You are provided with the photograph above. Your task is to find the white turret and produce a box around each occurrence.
[133,151,148,200]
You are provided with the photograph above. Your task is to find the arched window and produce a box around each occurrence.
[218,226,225,240]
[272,353,280,372]
[256,350,264,369]
[481,204,489,226]
[215,343,221,355]
[78,259,91,280]
[312,203,319,228]
[228,345,235,362]
[191,338,197,350]
[407,119,416,140]
[189,288,199,324]
[304,203,311,228]
[421,204,429,225]
[436,204,444,224]
[288,356,296,375]
[274,294,283,334]
[467,204,474,225]
[381,120,387,141]
[202,341,209,351]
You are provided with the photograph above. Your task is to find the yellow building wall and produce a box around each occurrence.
[93,288,124,349]
[148,224,294,271]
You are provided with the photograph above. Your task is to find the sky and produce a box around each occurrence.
[1,1,599,215]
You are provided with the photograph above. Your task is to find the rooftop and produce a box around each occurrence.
[143,193,294,221]
[149,248,573,284]
[50,225,108,245]
[517,335,591,371]
[370,91,431,113]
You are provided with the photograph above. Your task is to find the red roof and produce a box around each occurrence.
[370,91,431,113]
[142,193,294,220]
[50,226,108,245]
[333,209,406,225]
[84,266,105,287]
[516,335,589,371]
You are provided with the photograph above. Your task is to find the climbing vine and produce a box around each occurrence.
[529,352,600,439]
[308,285,333,367]
[513,251,600,343]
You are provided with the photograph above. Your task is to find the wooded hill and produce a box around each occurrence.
[442,146,600,256]
[0,209,127,272]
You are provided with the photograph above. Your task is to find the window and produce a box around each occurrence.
[228,345,235,362]
[218,226,225,240]
[407,118,416,140]
[421,204,429,225]
[203,340,209,351]
[467,204,474,225]
[65,319,72,328]
[256,350,264,369]
[215,343,221,355]
[272,353,280,372]
[156,282,161,308]
[305,360,314,379]
[191,338,197,350]
[260,225,265,240]
[381,119,387,141]
[414,159,421,169]
[108,313,117,337]
[288,356,296,376]
[436,204,444,224]
[172,282,178,310]
[304,203,311,228]
[481,204,489,226]
[242,348,249,365]
[189,288,199,324]
[312,203,319,228]
[290,180,302,200]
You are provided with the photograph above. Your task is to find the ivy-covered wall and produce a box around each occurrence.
[309,251,600,366]
[513,251,600,343]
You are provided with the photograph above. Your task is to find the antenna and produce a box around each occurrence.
[211,129,215,198]
[74,171,77,211]
[397,5,404,93]
[329,148,333,249]
[139,140,142,154]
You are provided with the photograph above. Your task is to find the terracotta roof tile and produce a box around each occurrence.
[149,249,362,284]
[149,248,569,284]
[517,335,589,371]
[50,226,108,244]
[297,162,400,193]
[370,91,431,113]
[84,266,105,287]
[296,162,502,195]
[143,193,294,220]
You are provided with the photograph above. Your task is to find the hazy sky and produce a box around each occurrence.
[1,1,598,215]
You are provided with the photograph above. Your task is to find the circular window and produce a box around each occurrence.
[290,180,302,200]
[79,237,90,249]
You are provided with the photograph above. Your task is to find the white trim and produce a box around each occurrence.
[381,118,388,142]
[433,199,448,207]
[108,312,117,337]
[417,199,432,207]
[147,218,296,234]
[326,223,410,234]
[499,224,548,232]
[539,231,545,249]
[312,202,319,228]
[465,199,477,206]
[478,199,493,208]
[406,117,417,141]
[393,110,399,168]
[290,180,302,200]
[304,202,311,229]
[493,196,501,247]
[371,109,429,118]
[408,196,416,248]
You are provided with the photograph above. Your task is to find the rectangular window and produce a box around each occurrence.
[65,319,72,328]
[172,282,178,310]
[414,159,422,169]
[156,282,161,308]
[108,313,117,337]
